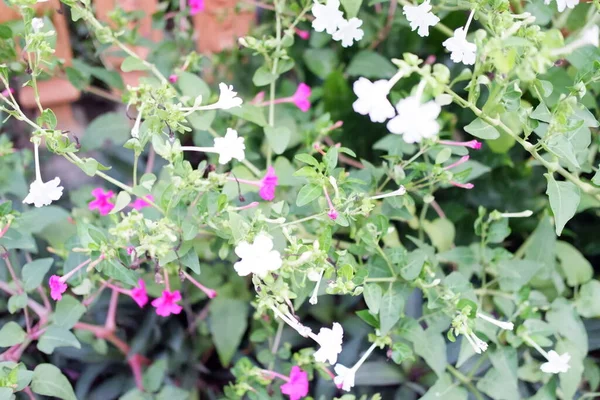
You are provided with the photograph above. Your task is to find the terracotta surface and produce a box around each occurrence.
[193,0,254,53]
[0,0,81,131]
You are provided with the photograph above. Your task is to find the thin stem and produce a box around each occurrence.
[104,289,119,332]
[60,257,92,283]
[447,365,484,400]
[163,268,170,291]
[133,153,138,186]
[276,212,327,228]
[266,0,283,166]
[33,142,41,181]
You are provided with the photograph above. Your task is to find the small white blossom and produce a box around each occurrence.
[387,96,441,143]
[464,332,488,354]
[313,322,344,364]
[234,233,282,278]
[332,18,364,47]
[477,312,514,331]
[213,128,246,164]
[540,350,571,374]
[334,364,355,391]
[352,78,395,123]
[308,269,324,305]
[544,0,579,12]
[215,83,242,109]
[443,27,477,65]
[23,178,64,208]
[311,0,345,34]
[580,25,599,48]
[32,18,44,33]
[403,0,440,37]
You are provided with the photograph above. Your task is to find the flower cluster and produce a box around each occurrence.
[311,0,364,47]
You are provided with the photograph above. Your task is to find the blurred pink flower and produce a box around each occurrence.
[295,28,310,40]
[292,83,311,112]
[439,139,481,149]
[151,290,183,317]
[259,167,278,201]
[131,195,154,210]
[280,366,309,400]
[189,0,204,15]
[169,74,178,83]
[89,188,115,216]
[49,275,67,301]
[130,279,148,308]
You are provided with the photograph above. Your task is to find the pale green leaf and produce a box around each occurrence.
[31,364,77,400]
[545,173,580,236]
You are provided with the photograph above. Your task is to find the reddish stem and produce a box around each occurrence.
[104,289,119,332]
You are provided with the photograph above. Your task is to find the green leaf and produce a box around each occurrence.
[530,103,552,123]
[0,322,26,347]
[252,66,278,86]
[264,126,291,155]
[464,118,500,140]
[98,259,138,286]
[296,184,322,207]
[109,191,132,215]
[402,319,447,376]
[8,292,27,313]
[303,48,338,79]
[555,241,592,286]
[545,173,580,236]
[53,295,86,329]
[497,259,543,291]
[476,346,519,400]
[65,66,90,90]
[423,218,455,252]
[156,385,190,400]
[209,298,248,366]
[31,364,77,400]
[401,250,426,280]
[81,112,131,150]
[225,104,268,127]
[228,212,251,243]
[340,0,363,18]
[21,257,53,292]
[421,373,468,400]
[576,280,600,318]
[363,284,383,314]
[346,50,396,79]
[557,340,584,400]
[379,286,404,335]
[176,71,210,100]
[37,325,81,354]
[391,342,415,364]
[0,25,13,39]
[121,56,149,72]
[143,358,167,393]
[546,298,588,355]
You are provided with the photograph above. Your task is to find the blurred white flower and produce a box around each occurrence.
[311,0,345,34]
[464,332,488,354]
[544,0,579,12]
[312,322,344,364]
[540,350,571,374]
[309,269,324,305]
[332,18,364,47]
[387,95,441,143]
[32,18,44,33]
[215,83,243,109]
[477,312,514,330]
[234,233,282,278]
[403,0,440,37]
[443,27,477,65]
[23,177,64,208]
[352,78,395,123]
[213,128,246,164]
[333,364,355,391]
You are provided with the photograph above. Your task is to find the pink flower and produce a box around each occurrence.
[151,290,183,317]
[292,83,311,112]
[131,195,154,210]
[130,279,148,308]
[126,246,135,255]
[49,275,67,301]
[88,188,115,216]
[327,210,338,220]
[280,366,309,400]
[1,88,14,97]
[259,167,279,201]
[189,0,204,15]
[439,139,482,150]
[450,181,474,189]
[295,28,310,40]
[169,74,178,84]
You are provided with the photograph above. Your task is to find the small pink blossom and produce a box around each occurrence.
[259,167,279,201]
[328,210,338,220]
[1,88,14,97]
[151,290,183,317]
[444,155,470,170]
[292,83,312,112]
[49,275,67,301]
[131,195,154,210]
[126,246,135,255]
[295,28,310,40]
[439,139,482,149]
[280,366,309,400]
[169,74,178,84]
[130,279,148,308]
[451,181,474,189]
[189,0,204,15]
[88,188,115,216]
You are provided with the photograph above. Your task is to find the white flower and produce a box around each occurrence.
[477,312,514,331]
[540,350,571,374]
[544,0,579,12]
[309,269,324,305]
[387,96,441,143]
[311,0,345,34]
[580,25,599,48]
[23,178,64,208]
[443,27,477,65]
[313,322,344,364]
[332,18,364,47]
[32,18,44,33]
[403,0,440,37]
[215,83,242,109]
[370,185,406,200]
[334,364,355,391]
[464,332,488,354]
[213,128,246,164]
[234,233,282,278]
[352,78,395,123]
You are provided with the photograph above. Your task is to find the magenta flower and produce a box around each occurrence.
[292,83,311,112]
[131,195,154,210]
[151,290,183,317]
[280,366,309,400]
[169,74,178,84]
[49,275,67,301]
[259,167,279,201]
[1,88,14,97]
[88,188,115,216]
[189,0,204,15]
[130,280,148,307]
[451,181,474,189]
[327,209,338,220]
[295,28,310,40]
[438,139,482,150]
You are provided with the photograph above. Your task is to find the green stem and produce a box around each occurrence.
[266,0,284,167]
[447,365,484,400]
[276,212,327,228]
[133,153,139,186]
[376,245,396,277]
